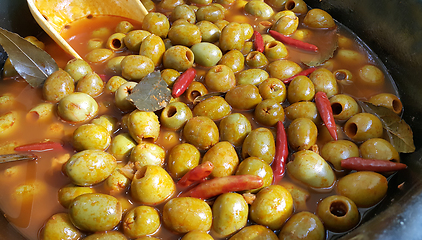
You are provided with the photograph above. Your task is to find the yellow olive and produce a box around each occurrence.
[344,113,383,142]
[229,225,278,240]
[279,211,325,240]
[303,9,336,29]
[202,141,239,178]
[287,118,318,151]
[316,195,359,232]
[320,140,359,171]
[212,193,248,237]
[368,93,402,114]
[242,128,275,164]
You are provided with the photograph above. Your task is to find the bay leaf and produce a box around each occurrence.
[302,27,338,67]
[0,153,38,163]
[126,71,172,112]
[0,27,58,88]
[359,101,415,153]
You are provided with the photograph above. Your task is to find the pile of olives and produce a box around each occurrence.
[0,0,406,239]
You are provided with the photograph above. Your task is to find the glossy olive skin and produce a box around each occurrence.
[131,165,175,205]
[139,34,166,66]
[254,99,285,126]
[204,65,236,92]
[359,64,385,86]
[128,110,160,143]
[250,185,294,230]
[58,184,94,209]
[287,118,318,151]
[40,213,83,240]
[368,93,403,114]
[106,33,126,51]
[105,75,127,93]
[91,115,119,134]
[43,68,74,103]
[73,123,111,151]
[225,84,262,110]
[115,81,137,112]
[168,22,202,47]
[303,8,336,29]
[168,143,201,178]
[161,68,180,87]
[236,157,273,193]
[171,4,196,24]
[163,45,195,71]
[124,30,151,51]
[229,225,278,240]
[284,0,308,15]
[181,231,214,240]
[267,59,302,80]
[121,55,155,81]
[183,116,219,150]
[161,101,193,130]
[196,21,221,43]
[115,20,134,33]
[122,206,160,238]
[212,193,248,237]
[309,68,338,97]
[104,166,130,193]
[360,138,400,162]
[287,76,315,103]
[64,150,117,186]
[219,22,245,52]
[242,127,275,164]
[320,140,359,171]
[130,142,165,167]
[278,211,325,240]
[57,92,99,124]
[193,96,232,121]
[287,150,336,189]
[85,48,114,63]
[259,78,287,103]
[316,195,359,232]
[329,94,360,120]
[163,197,212,233]
[337,171,388,208]
[76,72,104,97]
[196,5,224,23]
[202,141,238,178]
[271,10,299,35]
[264,40,288,60]
[219,113,252,147]
[83,231,127,240]
[344,113,383,142]
[64,58,93,82]
[191,42,222,67]
[280,182,310,211]
[285,101,320,123]
[142,12,170,38]
[237,68,269,86]
[244,0,274,19]
[218,49,245,73]
[185,81,209,102]
[109,133,137,160]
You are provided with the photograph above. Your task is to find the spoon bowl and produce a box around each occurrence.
[27,0,148,59]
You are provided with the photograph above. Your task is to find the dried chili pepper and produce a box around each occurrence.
[315,91,338,140]
[253,31,264,53]
[177,161,214,188]
[171,68,196,98]
[282,67,316,84]
[341,157,407,172]
[272,121,288,184]
[180,175,263,200]
[14,141,63,152]
[269,30,318,52]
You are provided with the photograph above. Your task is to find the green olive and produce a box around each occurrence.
[106,33,126,51]
[168,143,200,178]
[105,75,127,94]
[121,55,155,81]
[204,65,236,92]
[128,110,160,143]
[264,40,288,60]
[43,68,74,103]
[196,5,224,23]
[85,48,114,63]
[244,0,274,19]
[64,150,117,186]
[124,30,151,52]
[284,0,308,15]
[158,0,184,11]
[219,22,245,52]
[83,231,127,240]
[69,193,122,232]
[285,101,321,123]
[86,38,103,51]
[161,101,193,130]
[183,116,219,150]
[219,113,252,147]
[171,4,196,24]
[218,49,245,73]
[40,213,83,240]
[280,182,310,211]
[236,157,273,193]
[181,231,214,240]
[185,81,209,102]
[202,141,238,177]
[258,78,287,103]
[368,93,402,114]
[278,211,325,240]
[212,193,248,237]
[115,81,137,112]
[287,150,336,189]
[287,118,318,151]
[91,115,119,134]
[245,51,269,69]
[57,92,98,123]
[163,45,195,72]
[131,165,175,205]
[287,76,315,103]
[115,20,134,33]
[122,206,160,238]
[303,8,336,29]
[237,68,269,85]
[161,68,180,87]
[329,94,360,120]
[109,133,137,160]
[344,113,383,142]
[168,22,202,47]
[73,123,111,151]
[64,59,92,82]
[267,59,302,81]
[193,96,232,121]
[271,10,298,35]
[130,142,165,167]
[58,184,94,209]
[250,185,294,230]
[191,42,222,67]
[104,165,130,193]
[360,138,400,162]
[316,195,359,232]
[254,99,285,126]
[309,68,338,97]
[139,34,166,66]
[229,225,278,240]
[163,197,212,233]
[242,127,275,164]
[196,21,221,43]
[142,12,170,38]
[320,140,359,171]
[76,72,104,97]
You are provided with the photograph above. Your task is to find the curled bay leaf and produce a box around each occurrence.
[0,27,58,88]
[126,71,172,112]
[301,27,338,67]
[359,101,415,153]
[0,153,38,164]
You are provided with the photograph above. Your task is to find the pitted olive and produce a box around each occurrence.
[185,81,208,102]
[130,142,165,167]
[360,138,400,162]
[258,78,286,103]
[43,68,74,103]
[254,99,285,126]
[271,10,299,35]
[202,141,238,178]
[329,94,360,120]
[183,116,219,150]
[204,65,236,92]
[109,133,137,160]
[287,118,318,151]
[128,110,160,143]
[320,140,359,171]
[316,195,359,232]
[219,113,252,147]
[264,40,288,60]
[57,92,98,123]
[235,157,273,193]
[212,193,248,237]
[368,93,402,114]
[242,127,275,164]
[168,143,200,178]
[193,96,232,121]
[122,206,160,238]
[163,197,212,233]
[278,211,325,240]
[163,45,195,71]
[287,150,336,189]
[115,81,137,112]
[73,123,111,151]
[142,12,170,38]
[245,51,269,69]
[191,42,222,67]
[69,193,122,232]
[284,0,308,15]
[344,113,383,142]
[40,213,83,240]
[161,101,193,130]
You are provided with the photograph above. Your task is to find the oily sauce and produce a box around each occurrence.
[0,3,399,240]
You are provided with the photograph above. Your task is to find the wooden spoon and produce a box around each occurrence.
[27,0,148,59]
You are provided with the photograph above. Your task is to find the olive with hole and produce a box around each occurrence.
[168,143,201,178]
[57,92,98,123]
[344,113,383,142]
[287,150,336,189]
[278,211,325,240]
[127,110,160,143]
[254,99,285,126]
[329,94,360,120]
[115,81,137,112]
[258,78,286,103]
[245,51,269,69]
[69,193,122,232]
[212,193,248,237]
[368,93,403,114]
[202,141,239,178]
[225,84,262,110]
[185,81,208,102]
[316,195,359,232]
[163,45,195,72]
[122,206,161,238]
[43,68,74,103]
[219,113,252,147]
[242,127,275,164]
[130,142,165,168]
[236,157,273,193]
[284,0,308,15]
[287,118,318,151]
[142,12,170,38]
[320,140,359,171]
[360,138,400,162]
[40,213,83,240]
[193,96,232,121]
[183,116,219,150]
[161,101,193,130]
[204,65,236,92]
[106,33,126,51]
[264,40,288,60]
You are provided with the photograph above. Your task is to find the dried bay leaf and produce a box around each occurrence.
[302,27,338,67]
[126,71,171,112]
[0,27,58,87]
[359,101,415,153]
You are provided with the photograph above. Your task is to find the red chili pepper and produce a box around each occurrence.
[282,67,316,84]
[172,68,196,98]
[341,157,407,172]
[177,161,214,188]
[14,141,63,152]
[269,30,318,52]
[180,175,263,200]
[315,91,338,141]
[272,121,288,184]
[253,31,264,53]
